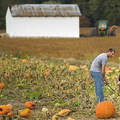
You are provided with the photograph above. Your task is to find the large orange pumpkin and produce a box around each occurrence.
[25,101,35,109]
[96,101,115,119]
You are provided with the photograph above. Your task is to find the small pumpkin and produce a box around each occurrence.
[44,72,50,76]
[96,101,115,119]
[25,101,35,109]
[7,111,13,117]
[21,59,27,63]
[0,83,5,89]
[69,65,78,71]
[0,105,10,115]
[106,67,110,71]
[25,73,31,78]
[19,109,31,118]
[58,109,71,116]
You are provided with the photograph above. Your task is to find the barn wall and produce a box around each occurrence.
[6,8,13,34]
[6,9,80,38]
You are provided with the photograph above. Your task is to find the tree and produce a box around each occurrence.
[0,0,36,29]
[0,0,11,29]
[103,0,120,25]
[88,0,120,26]
[60,0,76,4]
[42,0,61,4]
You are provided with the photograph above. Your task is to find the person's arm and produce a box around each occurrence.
[102,64,108,84]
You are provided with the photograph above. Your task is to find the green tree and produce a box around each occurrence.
[88,0,120,26]
[60,0,76,4]
[88,0,103,25]
[0,0,11,29]
[0,0,36,29]
[103,0,120,25]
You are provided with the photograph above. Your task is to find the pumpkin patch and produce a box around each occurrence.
[0,55,120,119]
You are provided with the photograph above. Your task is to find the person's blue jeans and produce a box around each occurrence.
[90,71,104,103]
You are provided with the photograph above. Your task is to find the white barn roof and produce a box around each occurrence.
[9,4,81,17]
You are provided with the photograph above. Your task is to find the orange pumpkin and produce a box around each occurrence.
[0,105,10,115]
[106,67,110,71]
[21,59,27,63]
[58,109,71,116]
[7,111,13,116]
[96,101,115,119]
[0,83,5,89]
[26,73,31,78]
[69,65,78,71]
[44,72,50,76]
[19,109,31,118]
[25,101,35,109]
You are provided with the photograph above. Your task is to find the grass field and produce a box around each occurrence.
[0,27,120,62]
[0,53,120,120]
[0,27,120,120]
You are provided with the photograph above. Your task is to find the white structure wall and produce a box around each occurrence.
[6,8,80,38]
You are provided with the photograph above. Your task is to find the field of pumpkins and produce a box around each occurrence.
[0,54,120,120]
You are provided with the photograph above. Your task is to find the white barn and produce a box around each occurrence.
[6,4,81,38]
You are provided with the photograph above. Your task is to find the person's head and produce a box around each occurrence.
[107,48,115,57]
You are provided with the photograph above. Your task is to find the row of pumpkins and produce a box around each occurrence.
[1,101,118,119]
[0,101,35,118]
[0,101,73,120]
[0,82,75,119]
[0,82,34,118]
[0,82,119,119]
